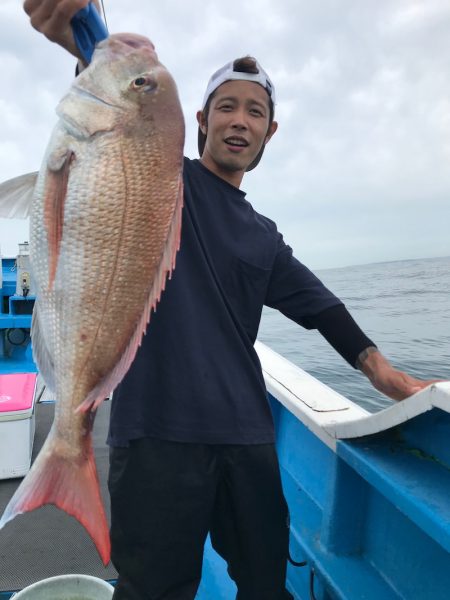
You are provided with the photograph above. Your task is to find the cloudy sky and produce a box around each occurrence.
[0,0,449,269]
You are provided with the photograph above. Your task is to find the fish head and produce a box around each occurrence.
[57,33,184,141]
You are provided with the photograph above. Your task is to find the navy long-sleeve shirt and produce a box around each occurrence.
[108,158,373,446]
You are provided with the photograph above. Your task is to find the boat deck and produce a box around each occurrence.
[0,400,118,595]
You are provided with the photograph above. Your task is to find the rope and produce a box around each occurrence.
[309,568,317,600]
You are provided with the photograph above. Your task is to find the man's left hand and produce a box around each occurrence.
[357,347,441,401]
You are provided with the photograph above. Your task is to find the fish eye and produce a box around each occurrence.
[131,75,157,92]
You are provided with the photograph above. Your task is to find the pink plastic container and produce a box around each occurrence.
[0,373,37,479]
[0,373,36,413]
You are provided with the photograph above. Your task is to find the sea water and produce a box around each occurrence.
[258,256,450,412]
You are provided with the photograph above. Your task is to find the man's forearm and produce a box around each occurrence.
[304,303,437,401]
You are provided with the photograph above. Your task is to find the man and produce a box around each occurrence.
[23,2,434,598]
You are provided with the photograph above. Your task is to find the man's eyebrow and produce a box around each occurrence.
[214,95,238,103]
[214,95,268,109]
[247,99,268,110]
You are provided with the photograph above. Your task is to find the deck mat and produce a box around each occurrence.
[0,400,117,592]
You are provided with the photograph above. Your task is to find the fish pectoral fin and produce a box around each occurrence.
[0,172,38,218]
[0,427,111,566]
[44,151,75,289]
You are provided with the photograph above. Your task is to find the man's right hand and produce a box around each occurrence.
[23,0,100,63]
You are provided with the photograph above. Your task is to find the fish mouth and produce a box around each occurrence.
[224,136,249,148]
[97,34,156,52]
[93,34,159,66]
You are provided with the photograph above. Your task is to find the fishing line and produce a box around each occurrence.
[100,0,109,32]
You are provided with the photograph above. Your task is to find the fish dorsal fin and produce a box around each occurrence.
[0,172,38,218]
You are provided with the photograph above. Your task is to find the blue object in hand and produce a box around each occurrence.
[71,3,108,64]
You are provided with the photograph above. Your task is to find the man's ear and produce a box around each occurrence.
[196,110,207,134]
[264,121,278,145]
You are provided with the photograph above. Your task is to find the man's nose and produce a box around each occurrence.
[230,109,248,129]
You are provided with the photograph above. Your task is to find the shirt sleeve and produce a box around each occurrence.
[265,234,376,368]
[303,304,377,368]
[265,233,343,323]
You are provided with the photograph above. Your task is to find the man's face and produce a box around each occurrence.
[197,80,278,187]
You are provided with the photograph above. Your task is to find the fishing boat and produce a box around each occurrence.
[0,243,449,600]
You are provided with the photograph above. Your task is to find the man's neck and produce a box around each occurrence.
[199,157,244,189]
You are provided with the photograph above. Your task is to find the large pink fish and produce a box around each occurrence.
[0,33,185,564]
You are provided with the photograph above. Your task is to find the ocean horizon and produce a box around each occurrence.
[258,255,450,412]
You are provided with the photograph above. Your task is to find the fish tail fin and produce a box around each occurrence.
[0,431,110,565]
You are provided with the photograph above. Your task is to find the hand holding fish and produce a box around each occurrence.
[23,0,101,61]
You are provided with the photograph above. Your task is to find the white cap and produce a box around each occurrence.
[201,58,276,109]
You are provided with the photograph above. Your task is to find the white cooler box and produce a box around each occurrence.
[0,373,37,479]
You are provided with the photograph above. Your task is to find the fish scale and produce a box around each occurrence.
[0,33,185,565]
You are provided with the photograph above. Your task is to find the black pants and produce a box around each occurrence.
[109,438,294,600]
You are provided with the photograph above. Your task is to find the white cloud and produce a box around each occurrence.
[0,0,449,266]
[388,0,450,32]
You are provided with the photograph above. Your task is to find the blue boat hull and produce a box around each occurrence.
[198,394,450,600]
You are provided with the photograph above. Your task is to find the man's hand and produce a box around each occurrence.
[23,0,101,61]
[357,346,440,401]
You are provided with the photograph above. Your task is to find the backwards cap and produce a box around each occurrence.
[201,59,276,109]
[198,57,276,171]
